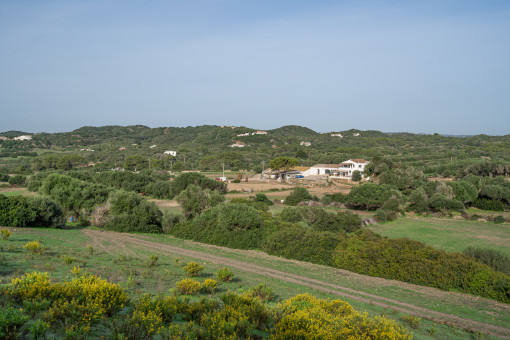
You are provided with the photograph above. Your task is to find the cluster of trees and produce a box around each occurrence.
[0,195,65,228]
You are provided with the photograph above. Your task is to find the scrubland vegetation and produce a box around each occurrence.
[1,124,510,338]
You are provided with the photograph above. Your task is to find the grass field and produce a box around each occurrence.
[2,227,509,339]
[371,217,510,256]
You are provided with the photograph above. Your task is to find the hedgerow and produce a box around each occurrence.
[332,231,510,303]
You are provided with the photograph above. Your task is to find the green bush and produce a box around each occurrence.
[463,247,510,276]
[473,198,505,211]
[8,175,27,186]
[104,190,163,233]
[216,267,234,282]
[264,226,343,265]
[345,183,392,210]
[493,215,506,224]
[182,262,204,277]
[0,306,28,339]
[351,170,362,181]
[284,187,312,206]
[217,203,262,231]
[0,195,65,228]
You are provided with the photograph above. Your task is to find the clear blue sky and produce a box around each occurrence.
[1,0,509,135]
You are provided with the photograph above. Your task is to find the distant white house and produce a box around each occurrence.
[252,131,267,135]
[302,164,343,176]
[0,136,8,141]
[237,133,250,137]
[300,141,312,146]
[164,150,177,157]
[14,135,32,141]
[150,145,157,148]
[330,159,368,179]
[300,159,369,179]
[352,133,361,137]
[231,141,245,148]
[80,148,94,152]
[331,133,343,138]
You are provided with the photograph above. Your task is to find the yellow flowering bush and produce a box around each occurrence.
[176,278,202,295]
[272,294,412,340]
[201,279,218,294]
[23,241,42,254]
[0,228,12,240]
[4,271,128,332]
[182,262,204,277]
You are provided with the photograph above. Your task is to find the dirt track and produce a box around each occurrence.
[84,229,510,339]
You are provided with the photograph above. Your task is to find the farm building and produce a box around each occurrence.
[302,164,343,176]
[330,159,369,179]
[164,150,177,156]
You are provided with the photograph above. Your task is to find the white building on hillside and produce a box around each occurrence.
[302,164,343,176]
[331,159,368,179]
[300,159,369,179]
[14,135,32,141]
[164,151,177,157]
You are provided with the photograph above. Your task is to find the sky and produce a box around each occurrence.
[1,0,509,135]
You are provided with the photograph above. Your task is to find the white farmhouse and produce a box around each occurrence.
[231,141,245,148]
[300,141,311,146]
[164,151,177,157]
[331,159,368,179]
[302,164,342,176]
[331,133,343,138]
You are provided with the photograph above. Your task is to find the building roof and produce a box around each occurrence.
[311,164,342,168]
[350,159,368,163]
[292,166,311,172]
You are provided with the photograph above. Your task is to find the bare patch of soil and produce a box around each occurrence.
[84,229,510,339]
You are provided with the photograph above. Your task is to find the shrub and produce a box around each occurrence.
[264,227,343,266]
[284,187,312,206]
[0,306,28,339]
[254,193,273,206]
[345,183,392,210]
[176,184,225,219]
[0,228,12,240]
[272,294,411,339]
[8,174,27,186]
[176,278,202,295]
[4,271,128,331]
[428,193,465,212]
[351,170,362,181]
[463,247,510,276]
[217,203,262,230]
[493,215,506,224]
[201,279,218,294]
[401,314,421,329]
[182,262,204,277]
[245,284,275,302]
[146,254,159,267]
[216,267,234,282]
[60,255,76,265]
[28,319,50,340]
[23,241,42,254]
[473,198,505,211]
[104,190,163,233]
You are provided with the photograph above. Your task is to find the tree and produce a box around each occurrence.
[351,170,361,181]
[269,156,298,181]
[176,184,225,219]
[345,183,392,210]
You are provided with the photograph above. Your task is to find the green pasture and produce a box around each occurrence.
[371,217,510,256]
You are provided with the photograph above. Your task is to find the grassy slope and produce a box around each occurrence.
[371,217,510,256]
[1,227,509,339]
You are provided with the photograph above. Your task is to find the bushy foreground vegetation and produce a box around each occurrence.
[0,271,412,339]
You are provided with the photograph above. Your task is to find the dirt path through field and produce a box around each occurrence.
[83,229,510,339]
